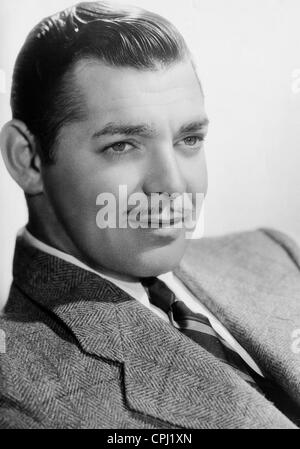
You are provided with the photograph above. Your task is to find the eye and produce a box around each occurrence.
[182,136,204,147]
[106,142,134,153]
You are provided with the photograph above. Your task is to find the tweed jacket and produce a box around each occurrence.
[0,228,299,429]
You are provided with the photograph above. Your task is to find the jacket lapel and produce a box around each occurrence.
[115,298,296,428]
[11,235,297,428]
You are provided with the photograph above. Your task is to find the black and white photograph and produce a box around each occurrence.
[0,0,299,431]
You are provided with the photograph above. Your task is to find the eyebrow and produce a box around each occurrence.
[92,118,209,139]
[178,118,209,135]
[92,123,156,139]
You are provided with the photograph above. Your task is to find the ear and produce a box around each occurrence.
[0,119,43,195]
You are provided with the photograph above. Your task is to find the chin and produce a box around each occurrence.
[125,238,188,278]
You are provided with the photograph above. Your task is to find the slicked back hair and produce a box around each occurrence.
[11,1,192,163]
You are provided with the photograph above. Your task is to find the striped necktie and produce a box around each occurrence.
[141,276,264,392]
[142,276,300,427]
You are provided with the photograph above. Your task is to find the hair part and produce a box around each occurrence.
[11,1,192,164]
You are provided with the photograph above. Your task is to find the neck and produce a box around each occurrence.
[25,223,140,284]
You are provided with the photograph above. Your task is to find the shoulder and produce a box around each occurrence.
[183,227,300,275]
[0,314,43,427]
[0,286,76,377]
[0,306,64,389]
[177,228,300,326]
[0,292,76,428]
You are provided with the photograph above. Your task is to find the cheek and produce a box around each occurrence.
[42,161,99,231]
[43,157,145,228]
[185,152,208,195]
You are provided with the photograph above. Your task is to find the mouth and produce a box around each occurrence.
[127,211,190,227]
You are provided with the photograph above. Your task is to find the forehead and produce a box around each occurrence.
[72,59,205,129]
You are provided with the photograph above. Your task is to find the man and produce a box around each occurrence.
[0,1,299,429]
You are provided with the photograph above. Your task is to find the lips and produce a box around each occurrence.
[127,210,190,227]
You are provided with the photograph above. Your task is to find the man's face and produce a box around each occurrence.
[41,59,208,278]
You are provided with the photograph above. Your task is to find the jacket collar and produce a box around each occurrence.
[10,234,298,428]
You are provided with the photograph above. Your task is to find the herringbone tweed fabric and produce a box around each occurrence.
[0,228,299,428]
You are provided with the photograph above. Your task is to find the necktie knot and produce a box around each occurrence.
[141,277,176,314]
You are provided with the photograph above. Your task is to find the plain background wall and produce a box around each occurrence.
[1,0,300,307]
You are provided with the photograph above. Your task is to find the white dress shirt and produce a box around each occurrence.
[20,227,264,377]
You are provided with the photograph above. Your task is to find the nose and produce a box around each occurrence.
[142,142,187,196]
